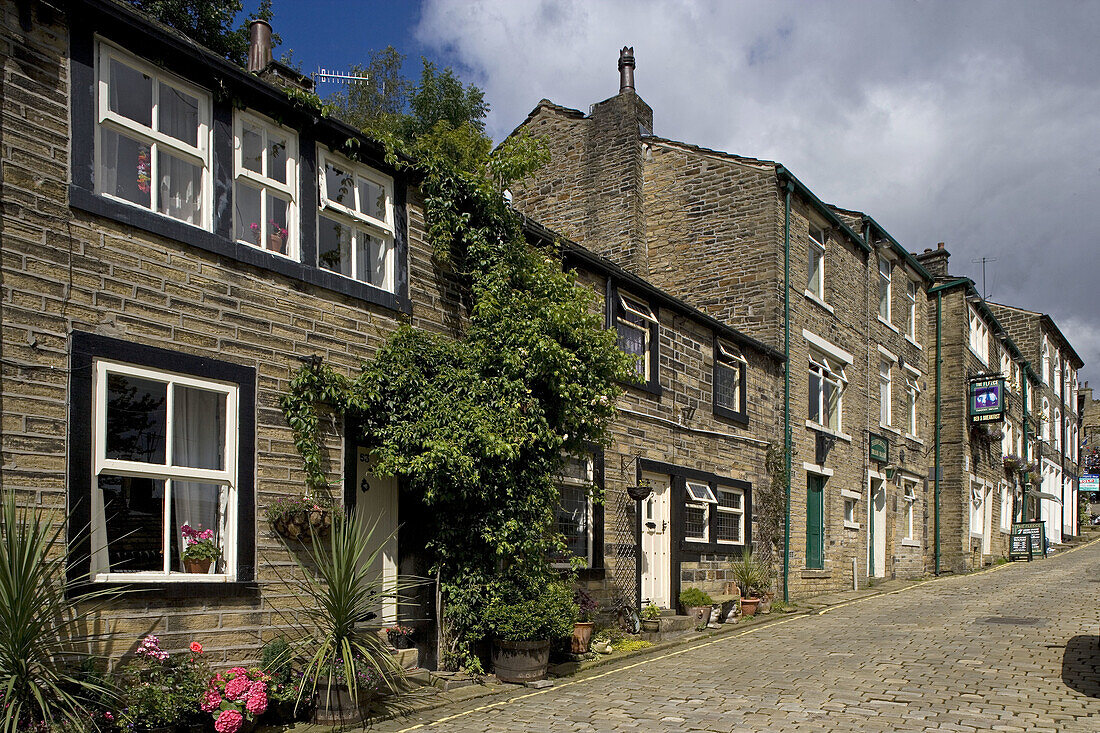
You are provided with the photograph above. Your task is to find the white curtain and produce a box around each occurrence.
[172,387,225,573]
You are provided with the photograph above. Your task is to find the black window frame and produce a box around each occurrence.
[67,331,257,597]
[607,280,661,397]
[67,10,410,315]
[712,336,749,425]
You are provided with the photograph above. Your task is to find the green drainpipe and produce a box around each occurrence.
[1021,367,1029,521]
[782,180,793,603]
[934,290,942,575]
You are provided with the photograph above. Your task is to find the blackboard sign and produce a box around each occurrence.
[1011,522,1047,558]
[1009,532,1033,561]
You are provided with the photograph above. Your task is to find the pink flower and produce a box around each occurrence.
[200,689,222,713]
[244,690,267,715]
[225,667,249,677]
[190,641,203,654]
[224,676,250,701]
[214,709,244,733]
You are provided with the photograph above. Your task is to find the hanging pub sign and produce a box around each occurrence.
[869,432,889,464]
[969,377,1005,423]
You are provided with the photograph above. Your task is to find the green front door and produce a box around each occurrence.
[806,475,824,569]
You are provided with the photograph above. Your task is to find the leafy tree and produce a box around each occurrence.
[126,0,278,67]
[326,47,411,136]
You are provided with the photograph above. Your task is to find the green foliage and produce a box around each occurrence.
[0,492,121,732]
[757,442,788,576]
[327,47,412,137]
[640,603,661,620]
[126,0,279,67]
[611,639,652,654]
[115,648,209,729]
[264,493,342,523]
[270,513,406,709]
[484,580,577,642]
[730,551,772,598]
[678,587,714,608]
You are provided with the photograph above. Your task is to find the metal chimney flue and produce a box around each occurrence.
[248,19,273,73]
[618,46,635,92]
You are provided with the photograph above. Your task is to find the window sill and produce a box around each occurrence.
[69,580,259,599]
[878,316,899,334]
[905,335,922,350]
[619,377,662,398]
[967,346,988,365]
[800,569,831,579]
[905,434,923,446]
[879,423,901,436]
[802,461,834,477]
[901,538,921,548]
[805,420,852,443]
[803,290,835,316]
[69,185,411,315]
[843,521,861,531]
[841,489,862,501]
[713,404,750,426]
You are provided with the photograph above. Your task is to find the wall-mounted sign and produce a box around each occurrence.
[1080,474,1099,491]
[969,377,1005,423]
[869,432,889,464]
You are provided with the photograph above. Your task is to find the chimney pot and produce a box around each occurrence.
[248,19,273,74]
[618,46,635,92]
[937,242,945,250]
[923,248,932,254]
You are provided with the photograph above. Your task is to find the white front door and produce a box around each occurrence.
[640,472,671,609]
[354,446,398,624]
[982,483,993,555]
[872,480,887,578]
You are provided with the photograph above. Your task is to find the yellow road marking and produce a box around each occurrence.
[392,533,1100,731]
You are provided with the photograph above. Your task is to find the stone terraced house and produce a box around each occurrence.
[0,0,788,667]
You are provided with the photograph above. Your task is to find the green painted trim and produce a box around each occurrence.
[1021,367,1030,521]
[776,166,869,253]
[782,181,793,603]
[861,215,933,283]
[934,290,942,575]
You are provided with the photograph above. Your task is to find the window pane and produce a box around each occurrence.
[99,128,151,208]
[99,474,164,572]
[356,232,389,288]
[158,84,199,147]
[157,150,203,225]
[808,369,821,424]
[718,489,742,510]
[715,362,740,412]
[267,194,289,254]
[234,182,262,244]
[617,322,646,377]
[106,373,166,463]
[319,215,352,276]
[716,509,741,543]
[325,162,354,206]
[879,277,889,319]
[825,379,839,430]
[109,59,152,127]
[267,132,288,184]
[172,386,226,470]
[807,244,819,291]
[561,456,591,483]
[684,505,706,540]
[170,481,225,573]
[241,124,263,174]
[557,483,589,561]
[357,176,386,221]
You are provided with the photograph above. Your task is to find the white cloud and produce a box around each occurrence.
[416,0,1100,382]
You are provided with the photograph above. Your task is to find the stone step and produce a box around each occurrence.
[393,646,419,670]
[404,667,431,685]
[428,670,479,691]
[658,614,696,632]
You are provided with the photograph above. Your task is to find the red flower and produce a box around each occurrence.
[190,641,203,654]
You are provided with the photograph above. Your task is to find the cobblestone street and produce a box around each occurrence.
[374,541,1100,732]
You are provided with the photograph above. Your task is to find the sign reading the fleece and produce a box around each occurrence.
[969,378,1005,423]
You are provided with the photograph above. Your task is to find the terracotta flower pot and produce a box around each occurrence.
[740,597,761,617]
[571,621,595,653]
[269,232,286,254]
[183,558,211,574]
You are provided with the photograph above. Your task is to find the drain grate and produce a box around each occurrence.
[978,616,1043,626]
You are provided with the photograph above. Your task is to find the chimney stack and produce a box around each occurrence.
[618,46,635,92]
[248,19,272,74]
[914,241,951,279]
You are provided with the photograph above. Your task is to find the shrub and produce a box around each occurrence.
[485,581,577,641]
[730,551,773,598]
[641,603,661,620]
[574,588,598,622]
[678,587,714,608]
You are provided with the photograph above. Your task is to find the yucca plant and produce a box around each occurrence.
[0,491,120,732]
[272,511,411,722]
[730,550,773,599]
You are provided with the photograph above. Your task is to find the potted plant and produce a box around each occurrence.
[730,551,770,617]
[678,587,714,626]
[640,603,661,633]
[271,513,406,725]
[571,589,599,653]
[115,636,210,733]
[260,638,304,724]
[200,665,269,733]
[485,580,576,684]
[266,494,342,542]
[269,220,288,254]
[385,625,415,650]
[180,523,221,574]
[1002,453,1024,472]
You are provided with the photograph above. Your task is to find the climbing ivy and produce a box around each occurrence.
[281,139,635,671]
[757,443,788,585]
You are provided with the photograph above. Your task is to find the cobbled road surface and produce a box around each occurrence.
[375,541,1100,732]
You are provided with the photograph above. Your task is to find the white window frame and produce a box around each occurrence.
[905,279,918,343]
[878,256,892,323]
[906,375,920,438]
[809,352,846,434]
[999,482,1011,533]
[715,486,745,546]
[1042,398,1051,442]
[553,455,595,569]
[807,225,826,300]
[879,359,892,428]
[1054,407,1061,451]
[968,305,989,364]
[616,292,658,381]
[841,488,862,530]
[90,360,238,583]
[317,147,396,291]
[903,482,917,542]
[1041,337,1050,384]
[969,480,985,538]
[715,340,746,414]
[233,111,299,259]
[684,480,716,542]
[95,40,212,229]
